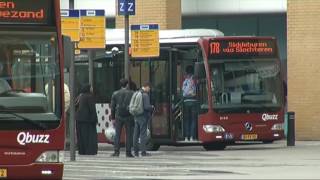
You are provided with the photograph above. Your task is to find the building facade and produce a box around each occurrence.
[287,0,320,140]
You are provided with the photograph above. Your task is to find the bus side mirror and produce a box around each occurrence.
[194,62,206,78]
[63,36,74,69]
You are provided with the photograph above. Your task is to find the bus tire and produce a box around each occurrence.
[203,143,226,151]
[263,140,274,144]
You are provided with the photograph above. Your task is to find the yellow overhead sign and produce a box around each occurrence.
[62,29,80,42]
[61,18,80,29]
[78,37,105,49]
[61,10,80,42]
[78,10,105,49]
[81,27,105,37]
[131,24,159,58]
[80,17,105,27]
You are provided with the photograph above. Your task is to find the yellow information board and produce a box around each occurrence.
[81,27,105,37]
[131,24,159,58]
[61,10,80,42]
[62,29,80,41]
[78,10,105,49]
[80,17,105,27]
[61,18,80,29]
[78,37,106,49]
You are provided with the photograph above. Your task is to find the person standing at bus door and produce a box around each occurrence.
[75,84,98,155]
[0,62,11,94]
[133,82,154,157]
[182,65,198,142]
[45,81,70,112]
[110,78,135,158]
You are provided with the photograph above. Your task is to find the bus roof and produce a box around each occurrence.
[105,29,224,45]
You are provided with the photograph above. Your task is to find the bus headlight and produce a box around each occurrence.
[271,123,284,131]
[203,125,225,133]
[36,151,61,163]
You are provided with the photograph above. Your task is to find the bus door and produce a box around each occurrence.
[172,45,202,141]
[148,49,172,140]
[149,47,183,142]
[168,49,181,141]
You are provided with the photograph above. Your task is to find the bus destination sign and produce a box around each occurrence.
[0,0,51,25]
[208,38,277,59]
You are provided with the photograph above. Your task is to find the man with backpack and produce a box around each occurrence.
[182,65,198,142]
[110,78,134,157]
[130,82,154,157]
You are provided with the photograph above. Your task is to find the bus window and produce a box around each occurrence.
[0,33,61,123]
[150,60,169,137]
[196,63,208,114]
[210,60,282,113]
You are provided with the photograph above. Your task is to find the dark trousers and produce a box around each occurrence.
[114,117,134,154]
[76,122,98,155]
[183,101,197,139]
[133,115,148,153]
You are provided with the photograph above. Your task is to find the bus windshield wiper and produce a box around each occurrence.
[0,107,47,130]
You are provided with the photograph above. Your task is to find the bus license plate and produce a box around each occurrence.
[0,168,7,178]
[241,134,258,140]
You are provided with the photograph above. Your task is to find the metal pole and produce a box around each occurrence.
[88,50,94,87]
[69,43,76,161]
[69,0,75,162]
[69,0,74,9]
[124,15,130,79]
[287,111,295,146]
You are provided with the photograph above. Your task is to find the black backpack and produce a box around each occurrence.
[117,91,131,117]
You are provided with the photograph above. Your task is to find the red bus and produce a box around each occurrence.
[0,0,65,179]
[74,29,285,150]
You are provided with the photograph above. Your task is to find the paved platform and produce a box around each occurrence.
[63,141,320,179]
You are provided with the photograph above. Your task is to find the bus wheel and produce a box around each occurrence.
[263,140,274,144]
[203,143,226,151]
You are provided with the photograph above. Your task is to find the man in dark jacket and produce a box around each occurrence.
[75,84,98,155]
[133,82,154,157]
[110,78,134,157]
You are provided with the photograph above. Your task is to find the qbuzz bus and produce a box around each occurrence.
[75,29,285,151]
[0,0,68,179]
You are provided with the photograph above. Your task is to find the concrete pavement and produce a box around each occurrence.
[63,141,320,179]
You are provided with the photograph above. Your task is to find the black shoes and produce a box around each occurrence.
[134,151,139,157]
[141,152,151,157]
[110,152,119,157]
[111,151,148,157]
[126,153,134,158]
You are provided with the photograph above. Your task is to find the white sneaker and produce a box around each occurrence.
[190,137,194,141]
[184,137,188,141]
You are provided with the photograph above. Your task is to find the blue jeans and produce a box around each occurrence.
[133,115,149,153]
[113,117,134,153]
[183,101,197,139]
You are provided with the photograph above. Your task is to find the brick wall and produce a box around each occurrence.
[287,0,320,140]
[115,0,181,29]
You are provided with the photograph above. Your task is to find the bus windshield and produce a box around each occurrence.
[0,32,61,130]
[210,59,283,113]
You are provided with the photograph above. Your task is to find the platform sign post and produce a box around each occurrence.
[118,0,135,79]
[118,0,135,15]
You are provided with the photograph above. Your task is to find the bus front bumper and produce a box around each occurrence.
[200,131,285,143]
[0,163,63,179]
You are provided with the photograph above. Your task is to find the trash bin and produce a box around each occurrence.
[287,111,295,146]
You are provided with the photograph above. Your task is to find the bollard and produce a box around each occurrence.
[287,111,295,146]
